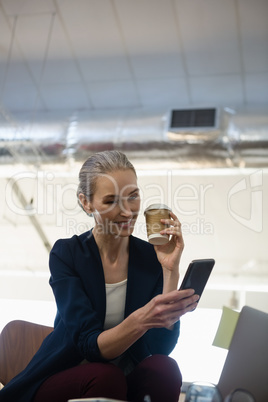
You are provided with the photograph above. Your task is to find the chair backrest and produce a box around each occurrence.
[0,320,53,386]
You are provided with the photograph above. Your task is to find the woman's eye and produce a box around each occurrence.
[105,200,117,204]
[129,193,139,201]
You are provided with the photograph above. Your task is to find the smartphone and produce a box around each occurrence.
[179,258,215,299]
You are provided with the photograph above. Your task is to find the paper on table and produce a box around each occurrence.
[212,306,240,350]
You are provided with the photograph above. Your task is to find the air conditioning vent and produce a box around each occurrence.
[167,107,220,142]
[170,108,216,128]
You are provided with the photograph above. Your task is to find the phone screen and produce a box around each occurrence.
[179,258,215,298]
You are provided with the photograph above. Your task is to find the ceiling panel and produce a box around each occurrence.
[0,11,10,74]
[88,80,140,109]
[3,59,33,86]
[115,0,186,78]
[190,74,244,105]
[14,14,53,86]
[0,0,267,112]
[128,53,185,80]
[245,73,268,104]
[78,55,132,82]
[41,82,90,110]
[41,57,82,85]
[57,0,132,82]
[137,77,190,108]
[15,14,53,56]
[0,0,56,15]
[41,17,81,84]
[176,0,241,75]
[239,0,268,72]
[2,83,43,111]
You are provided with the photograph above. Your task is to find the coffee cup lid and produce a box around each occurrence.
[144,204,171,215]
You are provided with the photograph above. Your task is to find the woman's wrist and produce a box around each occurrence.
[128,309,147,334]
[162,268,179,293]
[98,311,147,360]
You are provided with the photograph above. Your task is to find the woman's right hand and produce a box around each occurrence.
[135,288,199,330]
[97,289,198,360]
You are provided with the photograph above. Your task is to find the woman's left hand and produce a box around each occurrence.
[154,211,184,274]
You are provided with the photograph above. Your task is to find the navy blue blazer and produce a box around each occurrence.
[0,230,180,402]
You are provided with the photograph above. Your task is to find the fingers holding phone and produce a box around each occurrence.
[179,259,215,299]
[138,289,200,330]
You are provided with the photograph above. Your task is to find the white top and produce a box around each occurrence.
[103,279,127,330]
[81,278,134,374]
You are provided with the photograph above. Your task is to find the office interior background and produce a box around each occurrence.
[0,0,267,385]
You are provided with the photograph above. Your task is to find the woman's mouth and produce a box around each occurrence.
[114,219,133,228]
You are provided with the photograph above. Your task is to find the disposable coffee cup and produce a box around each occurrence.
[144,203,171,245]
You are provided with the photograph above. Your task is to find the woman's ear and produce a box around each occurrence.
[78,194,93,215]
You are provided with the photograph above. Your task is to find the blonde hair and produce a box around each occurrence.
[77,150,136,210]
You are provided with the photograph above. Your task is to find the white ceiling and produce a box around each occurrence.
[0,0,267,116]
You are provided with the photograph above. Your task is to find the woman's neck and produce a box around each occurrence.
[92,229,130,284]
[92,227,129,263]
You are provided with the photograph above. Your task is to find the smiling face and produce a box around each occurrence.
[80,169,140,238]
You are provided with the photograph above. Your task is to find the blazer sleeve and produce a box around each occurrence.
[49,238,106,362]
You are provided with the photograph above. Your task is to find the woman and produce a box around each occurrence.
[0,150,199,402]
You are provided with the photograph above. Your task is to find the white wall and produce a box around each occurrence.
[0,166,267,312]
[136,168,268,312]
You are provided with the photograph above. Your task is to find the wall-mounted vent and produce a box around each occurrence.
[167,107,220,142]
[170,108,216,128]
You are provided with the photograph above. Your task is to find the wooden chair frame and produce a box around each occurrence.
[0,320,53,386]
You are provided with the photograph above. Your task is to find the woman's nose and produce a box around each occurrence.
[120,200,132,217]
